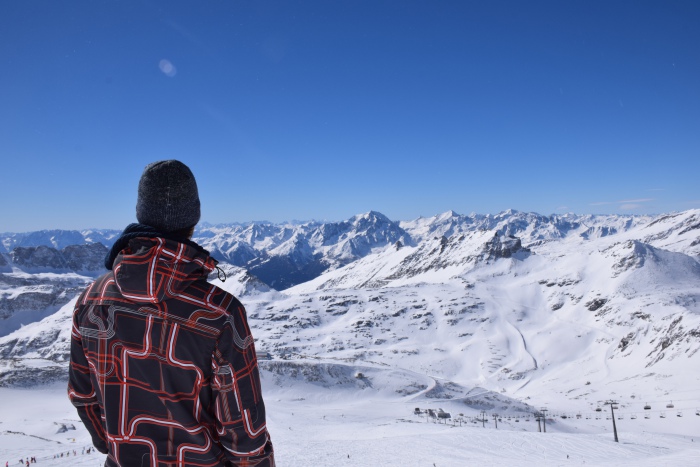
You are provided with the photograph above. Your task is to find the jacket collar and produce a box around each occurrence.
[105,223,208,270]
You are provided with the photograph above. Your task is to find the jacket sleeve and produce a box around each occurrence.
[211,302,274,466]
[67,297,108,454]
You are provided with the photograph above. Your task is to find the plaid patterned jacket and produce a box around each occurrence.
[68,236,274,466]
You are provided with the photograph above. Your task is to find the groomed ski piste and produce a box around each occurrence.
[1,375,699,466]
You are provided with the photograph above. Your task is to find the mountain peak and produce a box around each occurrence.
[496,208,520,217]
[435,210,461,221]
[352,211,392,224]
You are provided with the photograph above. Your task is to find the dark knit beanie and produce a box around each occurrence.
[136,160,201,232]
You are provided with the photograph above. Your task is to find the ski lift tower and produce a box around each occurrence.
[605,400,619,442]
[540,408,548,433]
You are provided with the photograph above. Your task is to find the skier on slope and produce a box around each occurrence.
[68,160,274,466]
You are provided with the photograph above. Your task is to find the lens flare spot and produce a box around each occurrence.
[159,59,177,77]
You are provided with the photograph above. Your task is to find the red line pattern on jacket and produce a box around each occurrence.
[68,237,274,466]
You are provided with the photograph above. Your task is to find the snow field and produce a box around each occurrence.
[2,382,700,466]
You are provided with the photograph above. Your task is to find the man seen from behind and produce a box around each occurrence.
[68,160,274,466]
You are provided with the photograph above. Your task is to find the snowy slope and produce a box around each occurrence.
[2,210,699,400]
[0,296,76,386]
[239,209,700,425]
[3,381,700,467]
[0,209,699,465]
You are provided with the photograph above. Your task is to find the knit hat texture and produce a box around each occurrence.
[136,160,201,232]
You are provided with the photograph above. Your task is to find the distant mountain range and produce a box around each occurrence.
[4,209,697,290]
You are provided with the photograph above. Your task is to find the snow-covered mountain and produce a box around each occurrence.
[0,243,110,337]
[280,210,699,389]
[4,209,695,291]
[0,229,120,253]
[195,211,412,289]
[196,209,697,291]
[0,212,412,291]
[1,208,698,427]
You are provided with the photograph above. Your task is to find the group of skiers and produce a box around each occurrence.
[8,458,36,466]
[5,447,101,467]
[52,447,96,459]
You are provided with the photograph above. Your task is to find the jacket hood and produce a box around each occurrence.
[112,237,217,304]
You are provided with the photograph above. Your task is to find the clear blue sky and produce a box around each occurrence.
[1,0,698,231]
